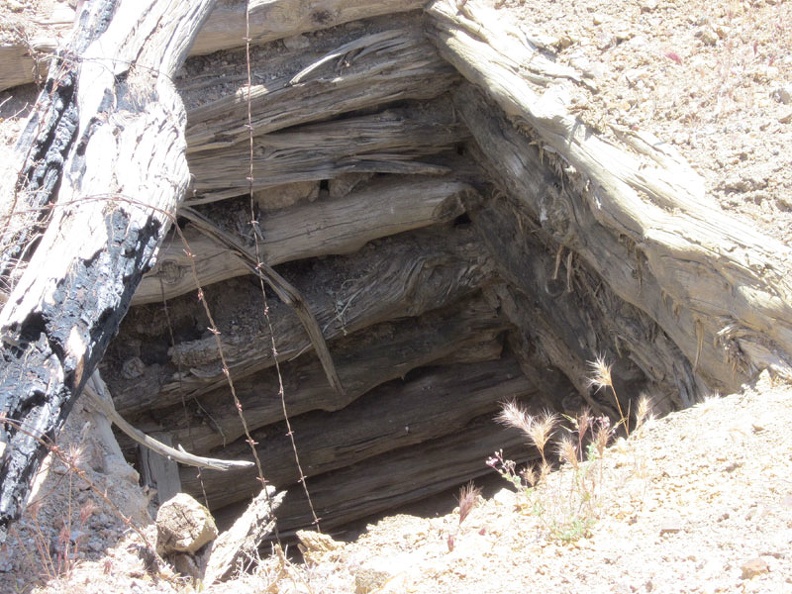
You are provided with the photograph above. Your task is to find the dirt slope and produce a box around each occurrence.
[267,372,792,594]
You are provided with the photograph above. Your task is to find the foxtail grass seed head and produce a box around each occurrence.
[528,411,558,462]
[496,399,533,435]
[538,460,553,483]
[557,436,579,470]
[521,466,538,487]
[586,355,613,391]
[587,355,629,436]
[593,416,612,458]
[577,408,592,441]
[457,481,482,526]
[635,395,652,431]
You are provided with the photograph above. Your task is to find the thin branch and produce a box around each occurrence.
[178,206,344,396]
[82,372,254,471]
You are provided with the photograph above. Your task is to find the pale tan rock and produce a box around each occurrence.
[296,529,344,564]
[740,557,769,580]
[156,493,218,556]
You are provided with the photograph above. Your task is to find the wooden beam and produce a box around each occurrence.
[180,356,534,511]
[184,24,458,153]
[427,1,792,390]
[193,0,425,56]
[217,415,540,534]
[130,294,507,454]
[0,0,218,542]
[472,194,699,416]
[185,102,467,204]
[0,1,426,92]
[135,176,474,304]
[105,226,495,408]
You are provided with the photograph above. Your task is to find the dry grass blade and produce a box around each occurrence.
[587,355,629,436]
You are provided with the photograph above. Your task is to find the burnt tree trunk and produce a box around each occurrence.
[0,0,217,541]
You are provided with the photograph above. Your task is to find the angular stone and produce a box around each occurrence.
[740,557,769,580]
[156,493,218,556]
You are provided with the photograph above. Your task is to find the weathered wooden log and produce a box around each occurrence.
[137,294,507,455]
[204,486,284,585]
[181,355,535,510]
[178,205,347,396]
[0,11,70,92]
[135,175,474,304]
[185,102,467,204]
[117,292,504,417]
[472,188,699,416]
[193,0,425,55]
[104,226,494,407]
[427,0,792,391]
[0,0,218,542]
[454,86,712,403]
[0,0,426,92]
[219,415,540,534]
[184,23,459,153]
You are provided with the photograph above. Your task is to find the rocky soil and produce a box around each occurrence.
[0,0,791,593]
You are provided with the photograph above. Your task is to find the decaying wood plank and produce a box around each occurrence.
[178,206,345,396]
[184,25,458,153]
[427,0,792,390]
[453,85,723,397]
[117,292,504,416]
[193,0,425,56]
[140,294,507,456]
[105,226,495,407]
[0,0,218,542]
[204,486,284,585]
[139,432,182,507]
[472,190,699,416]
[136,176,474,304]
[186,102,467,204]
[222,415,540,535]
[0,1,425,92]
[180,355,533,510]
[0,5,71,93]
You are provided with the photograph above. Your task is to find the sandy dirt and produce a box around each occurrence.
[0,0,790,592]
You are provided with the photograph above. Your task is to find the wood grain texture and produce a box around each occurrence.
[106,226,496,410]
[185,102,467,203]
[0,0,218,542]
[133,295,507,454]
[136,176,474,304]
[180,356,533,511]
[217,414,540,534]
[184,25,458,153]
[0,0,425,92]
[427,0,792,390]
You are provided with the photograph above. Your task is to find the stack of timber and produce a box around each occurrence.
[4,0,792,541]
[101,10,528,533]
